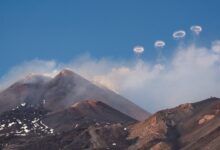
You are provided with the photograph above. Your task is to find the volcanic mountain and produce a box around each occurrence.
[0,69,149,121]
[1,69,220,150]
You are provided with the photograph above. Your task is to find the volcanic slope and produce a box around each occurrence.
[0,69,150,121]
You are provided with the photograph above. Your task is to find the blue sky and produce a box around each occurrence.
[0,0,220,77]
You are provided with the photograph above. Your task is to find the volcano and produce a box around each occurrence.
[1,69,219,150]
[0,69,150,121]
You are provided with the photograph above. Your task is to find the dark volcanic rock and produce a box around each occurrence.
[0,100,136,150]
[6,123,134,150]
[1,98,220,150]
[0,102,53,149]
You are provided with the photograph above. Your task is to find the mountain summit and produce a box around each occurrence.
[0,69,150,121]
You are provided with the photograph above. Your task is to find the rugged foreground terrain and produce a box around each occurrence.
[0,100,135,150]
[1,97,220,150]
[0,70,220,150]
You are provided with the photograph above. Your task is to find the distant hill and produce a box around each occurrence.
[43,100,136,132]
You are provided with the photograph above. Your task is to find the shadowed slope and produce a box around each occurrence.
[43,100,136,132]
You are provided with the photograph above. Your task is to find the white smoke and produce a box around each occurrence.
[0,59,59,90]
[173,30,186,39]
[1,41,220,112]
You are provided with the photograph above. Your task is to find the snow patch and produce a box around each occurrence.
[8,122,16,127]
[112,143,117,146]
[21,102,26,107]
